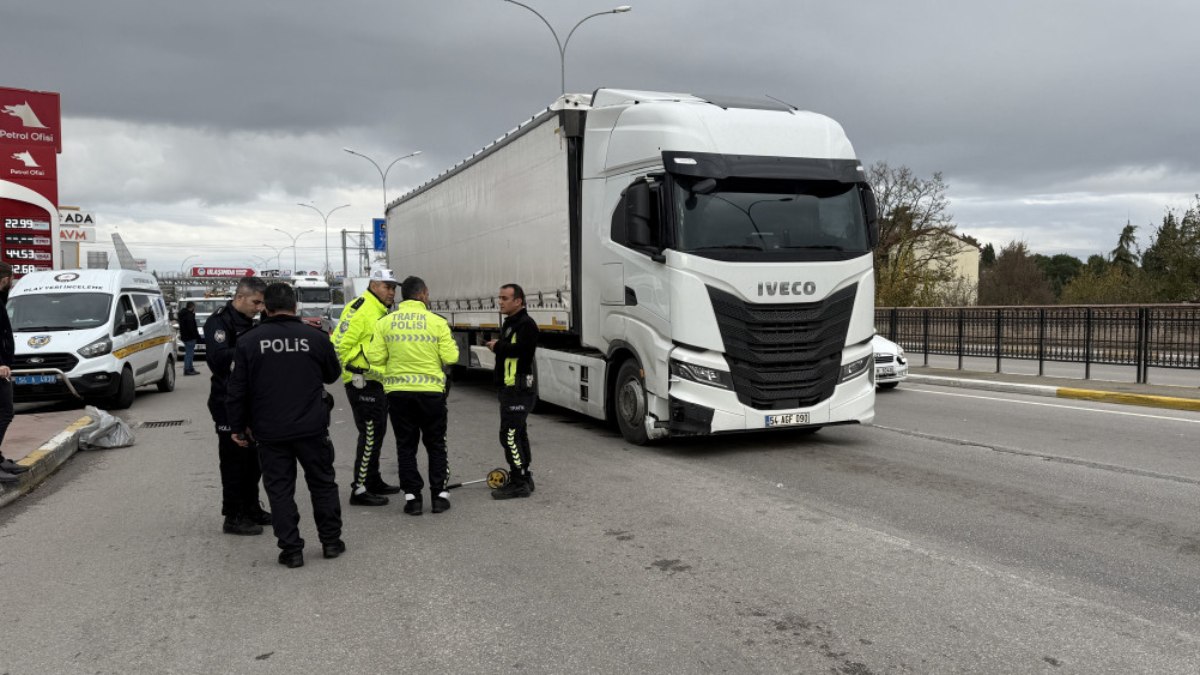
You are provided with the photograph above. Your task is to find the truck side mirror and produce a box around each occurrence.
[625,181,656,248]
[862,185,879,248]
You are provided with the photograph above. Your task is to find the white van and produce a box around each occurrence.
[7,270,176,409]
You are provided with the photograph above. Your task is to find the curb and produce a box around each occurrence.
[0,415,94,510]
[908,375,1200,413]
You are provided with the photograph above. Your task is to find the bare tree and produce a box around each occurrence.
[867,162,963,306]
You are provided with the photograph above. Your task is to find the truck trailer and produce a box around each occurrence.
[387,89,878,443]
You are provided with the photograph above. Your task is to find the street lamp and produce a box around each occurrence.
[502,1,632,94]
[180,254,199,275]
[261,244,284,270]
[296,204,349,276]
[342,148,422,213]
[274,227,314,273]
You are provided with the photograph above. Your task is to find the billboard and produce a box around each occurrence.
[1,86,61,277]
[191,266,256,278]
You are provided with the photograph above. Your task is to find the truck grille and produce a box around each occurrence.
[14,353,79,372]
[707,284,857,410]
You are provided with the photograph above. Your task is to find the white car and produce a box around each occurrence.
[872,335,908,389]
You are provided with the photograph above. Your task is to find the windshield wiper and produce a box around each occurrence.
[780,245,846,251]
[687,245,765,251]
[15,325,76,332]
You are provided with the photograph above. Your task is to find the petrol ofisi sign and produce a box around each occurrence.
[1,86,61,277]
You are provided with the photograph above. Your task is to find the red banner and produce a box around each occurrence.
[191,266,256,278]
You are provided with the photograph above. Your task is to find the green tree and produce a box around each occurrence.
[1032,253,1084,299]
[1060,265,1155,304]
[978,241,1055,305]
[868,162,963,306]
[1141,199,1200,302]
[1110,222,1140,271]
[980,243,996,268]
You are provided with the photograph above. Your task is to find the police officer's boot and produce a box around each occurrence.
[490,472,531,500]
[431,490,451,514]
[350,488,389,506]
[403,493,423,515]
[223,513,264,536]
[366,478,402,495]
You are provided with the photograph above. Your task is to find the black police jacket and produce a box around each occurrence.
[492,308,538,388]
[204,302,255,427]
[225,314,341,443]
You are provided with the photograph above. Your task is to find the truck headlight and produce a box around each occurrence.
[669,359,733,389]
[77,336,113,359]
[838,355,871,383]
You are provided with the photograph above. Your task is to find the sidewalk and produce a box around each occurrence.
[0,409,94,509]
[908,366,1200,412]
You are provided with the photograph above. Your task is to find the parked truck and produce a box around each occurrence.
[386,89,879,443]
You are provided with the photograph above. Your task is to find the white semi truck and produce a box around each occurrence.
[387,89,879,443]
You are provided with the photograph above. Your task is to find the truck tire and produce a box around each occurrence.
[108,367,136,410]
[877,382,899,390]
[614,360,650,445]
[157,356,176,393]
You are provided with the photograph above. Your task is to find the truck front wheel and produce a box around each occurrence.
[614,360,650,445]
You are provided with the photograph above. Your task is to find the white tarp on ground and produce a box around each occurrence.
[387,113,571,304]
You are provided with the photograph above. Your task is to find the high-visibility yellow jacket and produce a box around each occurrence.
[365,300,459,393]
[330,291,390,384]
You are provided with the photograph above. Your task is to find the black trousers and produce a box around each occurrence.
[387,391,449,495]
[499,386,535,474]
[216,424,262,517]
[258,434,342,552]
[345,381,388,490]
[0,378,13,455]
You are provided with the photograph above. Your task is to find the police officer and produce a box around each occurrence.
[331,267,401,506]
[226,282,344,569]
[486,283,539,500]
[205,276,270,535]
[365,276,459,515]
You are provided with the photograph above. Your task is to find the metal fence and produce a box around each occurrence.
[875,305,1200,383]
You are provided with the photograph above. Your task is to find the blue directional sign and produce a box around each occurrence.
[373,218,387,251]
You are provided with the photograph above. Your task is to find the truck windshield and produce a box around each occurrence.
[8,293,113,332]
[296,288,330,303]
[673,178,868,259]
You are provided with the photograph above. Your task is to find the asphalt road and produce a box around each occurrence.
[2,368,1200,674]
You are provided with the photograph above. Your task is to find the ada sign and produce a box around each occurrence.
[373,218,387,251]
[59,210,95,226]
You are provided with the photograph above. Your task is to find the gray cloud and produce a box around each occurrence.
[6,0,1199,270]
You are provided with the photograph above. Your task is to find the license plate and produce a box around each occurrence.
[14,374,58,385]
[878,366,895,376]
[765,412,809,427]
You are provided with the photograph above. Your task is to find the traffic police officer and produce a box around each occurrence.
[331,267,402,506]
[365,276,459,515]
[227,282,344,569]
[486,283,539,500]
[205,276,270,535]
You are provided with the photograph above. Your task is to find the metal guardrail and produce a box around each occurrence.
[875,305,1200,384]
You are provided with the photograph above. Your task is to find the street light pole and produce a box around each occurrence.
[261,244,285,270]
[296,204,350,276]
[180,255,199,275]
[342,149,422,213]
[502,1,632,94]
[274,227,314,274]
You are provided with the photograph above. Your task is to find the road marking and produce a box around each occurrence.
[906,386,1200,425]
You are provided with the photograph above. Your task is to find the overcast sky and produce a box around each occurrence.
[4,0,1198,273]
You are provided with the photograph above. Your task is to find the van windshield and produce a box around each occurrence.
[8,293,113,332]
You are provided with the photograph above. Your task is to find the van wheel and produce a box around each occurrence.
[614,360,650,445]
[108,367,136,410]
[157,356,176,393]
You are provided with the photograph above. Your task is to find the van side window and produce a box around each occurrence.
[133,294,157,326]
[114,296,136,334]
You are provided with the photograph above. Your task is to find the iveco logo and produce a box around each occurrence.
[757,281,817,297]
